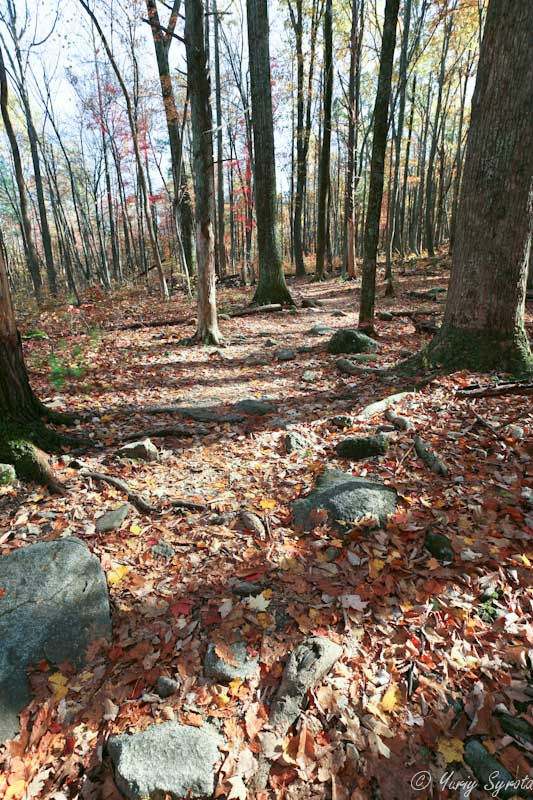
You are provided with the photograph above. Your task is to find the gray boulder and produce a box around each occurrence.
[96,503,132,533]
[0,538,111,742]
[327,329,379,355]
[117,438,159,462]
[291,468,398,531]
[0,464,16,485]
[204,641,259,683]
[151,541,176,560]
[156,676,179,698]
[335,434,389,460]
[107,722,222,800]
[235,399,275,416]
[276,348,296,362]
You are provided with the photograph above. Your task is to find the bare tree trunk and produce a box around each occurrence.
[343,0,360,279]
[315,0,333,279]
[246,0,294,305]
[359,0,400,330]
[425,0,533,374]
[185,0,221,344]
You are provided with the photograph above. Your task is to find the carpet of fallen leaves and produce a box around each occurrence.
[1,260,533,800]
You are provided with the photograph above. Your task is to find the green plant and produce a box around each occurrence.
[47,341,87,389]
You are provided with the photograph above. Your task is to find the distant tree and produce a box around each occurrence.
[185,0,221,343]
[246,0,294,306]
[359,0,400,330]
[0,45,42,301]
[424,0,533,374]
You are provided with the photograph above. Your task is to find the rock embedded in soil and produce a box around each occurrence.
[117,438,159,462]
[328,415,354,429]
[156,676,179,699]
[463,740,518,799]
[269,636,343,732]
[424,530,455,563]
[308,325,335,336]
[235,398,275,416]
[285,432,308,453]
[204,641,259,683]
[276,348,296,361]
[335,434,389,460]
[96,503,132,533]
[327,329,379,355]
[239,511,266,538]
[107,722,223,800]
[301,370,319,382]
[0,538,111,742]
[151,541,176,560]
[291,468,398,531]
[0,464,16,485]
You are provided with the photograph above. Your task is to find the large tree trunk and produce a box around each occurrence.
[358,0,400,329]
[425,0,533,374]
[315,0,333,279]
[185,0,222,344]
[0,239,66,490]
[343,0,360,279]
[246,0,294,306]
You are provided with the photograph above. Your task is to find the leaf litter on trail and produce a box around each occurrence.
[1,276,532,799]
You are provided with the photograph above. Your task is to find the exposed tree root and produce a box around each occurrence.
[79,468,208,514]
[457,381,533,398]
[229,303,283,317]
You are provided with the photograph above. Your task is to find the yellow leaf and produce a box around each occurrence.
[108,565,131,586]
[369,558,385,579]
[521,554,532,568]
[5,780,26,800]
[130,524,142,536]
[229,679,243,696]
[259,498,276,510]
[49,672,69,701]
[437,737,464,764]
[380,683,400,713]
[214,689,231,707]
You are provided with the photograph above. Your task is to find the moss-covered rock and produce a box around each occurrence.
[335,434,389,460]
[463,739,521,799]
[327,329,379,355]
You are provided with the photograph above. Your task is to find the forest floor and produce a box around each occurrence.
[1,258,533,800]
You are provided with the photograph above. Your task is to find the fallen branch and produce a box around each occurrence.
[104,316,188,332]
[229,304,282,317]
[457,382,533,399]
[79,468,207,514]
[414,436,449,477]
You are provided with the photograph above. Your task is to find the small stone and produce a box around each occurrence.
[264,338,279,347]
[235,399,275,416]
[376,425,396,434]
[96,503,132,533]
[378,311,394,321]
[0,464,16,485]
[117,439,159,462]
[219,313,231,321]
[107,722,222,800]
[332,309,348,317]
[156,676,179,698]
[302,370,319,383]
[276,348,295,361]
[424,530,455,563]
[204,641,259,683]
[327,329,379,355]
[335,434,389,460]
[231,580,266,597]
[239,511,266,538]
[297,345,316,354]
[285,432,308,453]
[151,541,176,560]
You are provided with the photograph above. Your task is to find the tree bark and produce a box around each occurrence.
[246,0,294,305]
[359,0,400,329]
[185,0,222,343]
[315,0,333,279]
[426,0,533,374]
